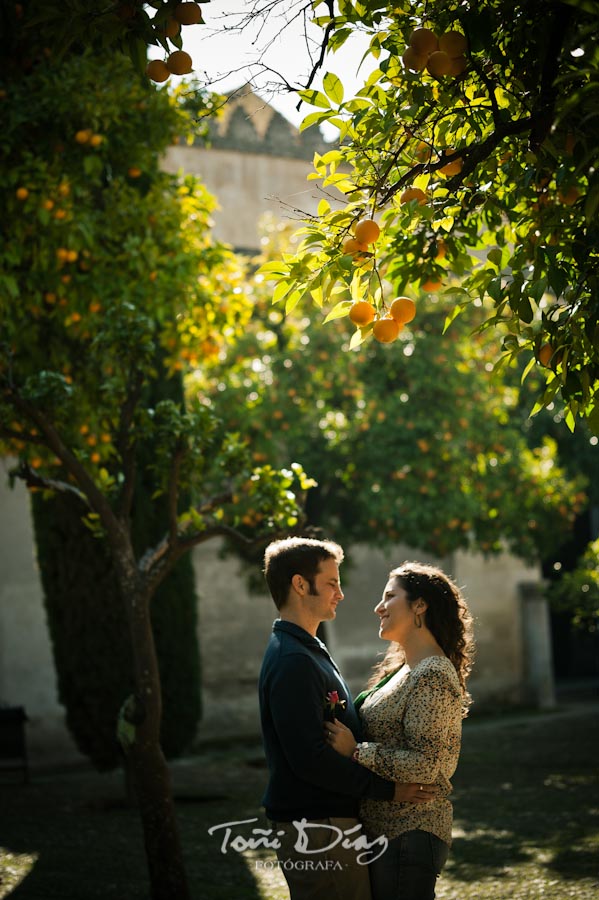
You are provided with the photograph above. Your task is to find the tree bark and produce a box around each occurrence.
[114,540,191,900]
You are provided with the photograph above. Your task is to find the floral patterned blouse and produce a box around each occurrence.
[356,654,463,846]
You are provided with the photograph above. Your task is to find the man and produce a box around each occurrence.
[259,536,434,900]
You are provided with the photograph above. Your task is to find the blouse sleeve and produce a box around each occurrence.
[355,667,461,784]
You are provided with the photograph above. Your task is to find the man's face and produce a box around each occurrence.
[304,557,344,622]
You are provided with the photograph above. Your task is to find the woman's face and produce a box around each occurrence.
[375,576,413,643]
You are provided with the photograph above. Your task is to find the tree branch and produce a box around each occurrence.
[115,370,143,521]
[295,0,335,110]
[12,462,90,505]
[6,385,120,536]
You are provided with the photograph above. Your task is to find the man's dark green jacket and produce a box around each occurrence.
[259,619,395,821]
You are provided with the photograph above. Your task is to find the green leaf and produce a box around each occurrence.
[272,281,290,304]
[299,110,334,132]
[584,183,599,224]
[323,300,353,323]
[520,355,536,384]
[349,327,367,350]
[323,72,344,105]
[297,89,331,109]
[285,290,302,315]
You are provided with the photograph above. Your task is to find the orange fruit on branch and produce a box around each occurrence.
[558,185,580,206]
[400,186,427,206]
[174,2,203,25]
[434,239,447,259]
[448,55,468,76]
[342,237,369,255]
[537,343,554,366]
[426,50,452,77]
[390,296,416,324]
[75,129,93,144]
[373,316,401,343]
[158,17,181,38]
[439,150,463,176]
[146,59,170,82]
[349,300,376,326]
[438,30,468,56]
[421,277,443,292]
[409,27,438,56]
[354,219,381,244]
[166,50,193,75]
[402,46,428,72]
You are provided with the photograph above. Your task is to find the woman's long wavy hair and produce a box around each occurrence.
[367,562,476,716]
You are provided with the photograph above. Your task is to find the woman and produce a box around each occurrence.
[325,561,475,900]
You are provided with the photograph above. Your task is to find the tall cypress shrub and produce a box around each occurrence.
[31,372,201,770]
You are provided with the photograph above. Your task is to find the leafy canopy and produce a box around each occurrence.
[0,51,312,582]
[261,0,599,433]
[197,217,585,563]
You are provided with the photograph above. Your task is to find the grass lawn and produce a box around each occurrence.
[1,700,598,900]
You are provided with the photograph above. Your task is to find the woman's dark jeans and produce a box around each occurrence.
[369,829,450,900]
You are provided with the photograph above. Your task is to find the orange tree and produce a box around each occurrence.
[193,218,585,563]
[0,53,312,900]
[260,0,599,433]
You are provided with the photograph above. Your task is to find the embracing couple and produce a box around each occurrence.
[259,536,475,900]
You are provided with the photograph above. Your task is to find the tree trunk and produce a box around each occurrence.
[115,545,191,900]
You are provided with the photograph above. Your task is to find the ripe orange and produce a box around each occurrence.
[173,2,203,25]
[166,50,193,75]
[354,219,380,244]
[438,31,468,56]
[402,46,428,72]
[349,300,376,326]
[400,186,427,206]
[128,166,142,178]
[146,59,170,83]
[537,343,554,366]
[15,187,29,200]
[421,277,443,292]
[439,150,463,176]
[159,17,181,38]
[409,27,438,56]
[434,239,447,259]
[390,296,416,324]
[558,185,580,206]
[448,55,468,77]
[427,50,452,77]
[89,134,104,147]
[414,141,432,162]
[373,316,401,343]
[342,237,369,255]
[75,129,92,144]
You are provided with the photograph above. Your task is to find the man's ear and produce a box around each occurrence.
[291,573,305,596]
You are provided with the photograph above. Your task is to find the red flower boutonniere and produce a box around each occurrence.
[324,690,347,721]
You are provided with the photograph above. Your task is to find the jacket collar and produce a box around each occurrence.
[273,619,340,673]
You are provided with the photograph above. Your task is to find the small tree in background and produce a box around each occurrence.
[194,217,586,563]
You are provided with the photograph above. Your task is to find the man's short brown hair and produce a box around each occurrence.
[263,537,344,610]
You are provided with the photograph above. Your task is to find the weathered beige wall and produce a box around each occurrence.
[0,463,83,765]
[164,146,330,249]
[193,539,542,744]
